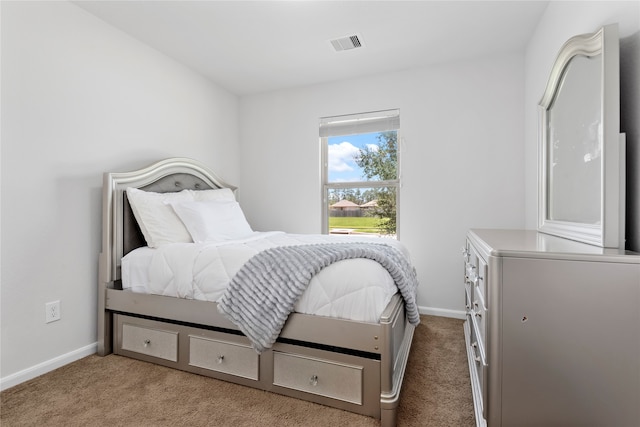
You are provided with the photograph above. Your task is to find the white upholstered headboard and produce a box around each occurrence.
[98,158,237,287]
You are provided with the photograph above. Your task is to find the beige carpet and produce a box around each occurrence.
[1,315,475,426]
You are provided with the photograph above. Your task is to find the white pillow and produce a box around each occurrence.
[126,187,194,248]
[170,200,253,243]
[190,187,236,202]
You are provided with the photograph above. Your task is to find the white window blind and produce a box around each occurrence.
[319,109,400,137]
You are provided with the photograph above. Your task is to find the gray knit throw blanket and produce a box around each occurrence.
[218,242,420,353]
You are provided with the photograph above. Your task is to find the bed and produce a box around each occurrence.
[97,157,418,426]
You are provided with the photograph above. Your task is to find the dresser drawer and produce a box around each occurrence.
[475,255,488,309]
[467,316,487,419]
[465,282,473,315]
[469,312,486,364]
[121,322,179,362]
[466,241,488,309]
[273,351,363,405]
[189,336,259,380]
[472,295,487,348]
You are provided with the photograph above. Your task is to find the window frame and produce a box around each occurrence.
[320,110,401,238]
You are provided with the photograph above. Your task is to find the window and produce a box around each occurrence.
[320,109,400,238]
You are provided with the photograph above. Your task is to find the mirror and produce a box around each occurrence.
[538,24,625,248]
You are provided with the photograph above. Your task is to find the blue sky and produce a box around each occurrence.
[327,132,380,182]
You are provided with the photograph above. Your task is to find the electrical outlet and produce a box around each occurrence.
[45,300,61,323]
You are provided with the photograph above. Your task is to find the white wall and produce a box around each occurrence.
[524,1,640,251]
[239,54,526,316]
[0,1,239,387]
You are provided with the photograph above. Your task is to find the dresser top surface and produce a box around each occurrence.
[468,229,639,263]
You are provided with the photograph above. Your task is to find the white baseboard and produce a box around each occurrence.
[0,342,97,391]
[418,305,466,320]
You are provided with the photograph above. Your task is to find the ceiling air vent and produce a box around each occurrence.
[330,34,363,52]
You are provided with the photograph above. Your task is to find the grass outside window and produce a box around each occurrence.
[329,217,389,234]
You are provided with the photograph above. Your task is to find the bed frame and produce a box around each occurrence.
[97,157,415,426]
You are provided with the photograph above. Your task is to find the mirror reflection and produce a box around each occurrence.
[547,54,602,224]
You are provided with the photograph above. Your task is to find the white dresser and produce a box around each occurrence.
[463,229,640,427]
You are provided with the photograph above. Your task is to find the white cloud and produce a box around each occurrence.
[365,144,379,152]
[328,141,360,173]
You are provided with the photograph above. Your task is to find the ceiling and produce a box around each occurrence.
[73,1,549,96]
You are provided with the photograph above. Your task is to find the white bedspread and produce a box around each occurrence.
[121,232,410,322]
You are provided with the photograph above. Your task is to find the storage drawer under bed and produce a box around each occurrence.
[273,351,364,405]
[189,335,259,380]
[121,321,179,362]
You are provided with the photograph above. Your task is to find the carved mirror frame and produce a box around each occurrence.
[538,24,625,248]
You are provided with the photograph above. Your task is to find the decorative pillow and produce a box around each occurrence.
[169,200,254,243]
[190,187,236,202]
[126,187,194,248]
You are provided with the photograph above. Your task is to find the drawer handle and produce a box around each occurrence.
[471,342,481,363]
[465,265,478,284]
[143,339,151,347]
[309,375,318,387]
[217,355,225,364]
